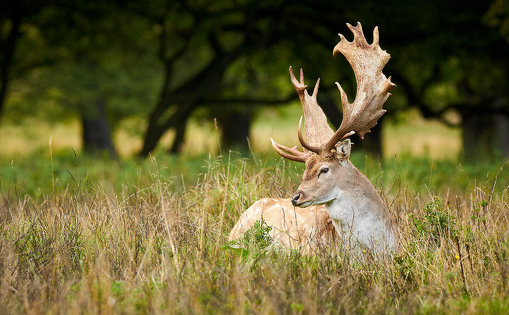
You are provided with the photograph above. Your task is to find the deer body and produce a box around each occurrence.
[229,22,398,255]
[230,158,396,253]
[228,199,336,252]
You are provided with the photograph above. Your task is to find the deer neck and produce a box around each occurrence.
[325,161,396,253]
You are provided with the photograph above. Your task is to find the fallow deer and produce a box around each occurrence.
[229,22,397,254]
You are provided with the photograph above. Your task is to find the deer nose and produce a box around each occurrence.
[291,191,302,206]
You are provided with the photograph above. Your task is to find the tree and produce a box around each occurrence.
[0,0,48,120]
[134,1,289,155]
[6,1,160,155]
[3,0,508,160]
[392,0,509,159]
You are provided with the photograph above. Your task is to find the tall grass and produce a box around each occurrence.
[0,151,508,313]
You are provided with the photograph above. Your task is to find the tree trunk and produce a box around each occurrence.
[140,112,168,157]
[217,108,251,152]
[168,111,191,154]
[462,113,509,161]
[493,114,509,158]
[81,100,117,157]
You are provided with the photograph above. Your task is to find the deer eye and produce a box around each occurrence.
[319,167,329,175]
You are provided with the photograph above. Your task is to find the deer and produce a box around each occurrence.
[229,22,397,255]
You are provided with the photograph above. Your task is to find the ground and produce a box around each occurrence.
[0,110,507,313]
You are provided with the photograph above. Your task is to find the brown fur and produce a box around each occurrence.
[228,198,336,253]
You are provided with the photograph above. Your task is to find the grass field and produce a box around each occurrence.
[0,112,508,313]
[1,106,461,159]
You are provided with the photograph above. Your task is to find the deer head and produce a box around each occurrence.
[271,22,396,207]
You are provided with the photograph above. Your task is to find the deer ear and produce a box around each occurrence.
[335,139,351,161]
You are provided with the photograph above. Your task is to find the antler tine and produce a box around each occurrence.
[289,66,307,98]
[270,138,309,163]
[297,116,321,152]
[284,145,308,157]
[372,26,379,46]
[272,139,308,157]
[346,22,368,46]
[290,67,320,100]
[324,22,396,152]
[312,78,320,100]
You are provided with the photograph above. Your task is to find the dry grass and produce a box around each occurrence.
[0,154,507,314]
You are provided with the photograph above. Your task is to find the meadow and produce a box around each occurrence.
[0,112,508,314]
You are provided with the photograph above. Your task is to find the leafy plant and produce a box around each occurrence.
[410,197,458,245]
[224,219,274,257]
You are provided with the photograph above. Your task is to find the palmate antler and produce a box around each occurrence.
[289,67,334,148]
[271,22,395,161]
[270,66,334,162]
[324,23,396,152]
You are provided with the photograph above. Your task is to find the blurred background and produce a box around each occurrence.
[1,0,508,161]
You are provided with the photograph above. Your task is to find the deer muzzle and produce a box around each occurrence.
[291,190,306,206]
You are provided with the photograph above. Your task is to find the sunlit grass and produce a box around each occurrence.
[114,118,221,157]
[0,106,461,159]
[1,119,81,157]
[383,110,461,159]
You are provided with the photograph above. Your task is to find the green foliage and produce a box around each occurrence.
[237,219,273,251]
[410,197,458,245]
[485,0,509,42]
[471,198,489,225]
[1,148,508,199]
[2,0,509,159]
[224,219,274,261]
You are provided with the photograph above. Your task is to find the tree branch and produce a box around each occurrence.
[203,95,295,106]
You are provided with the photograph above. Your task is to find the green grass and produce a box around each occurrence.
[1,147,507,197]
[0,150,508,313]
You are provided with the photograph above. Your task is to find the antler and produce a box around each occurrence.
[288,67,334,148]
[271,67,334,162]
[323,22,396,153]
[270,138,310,162]
[271,22,394,161]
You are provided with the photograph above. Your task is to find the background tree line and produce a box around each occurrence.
[1,0,508,160]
